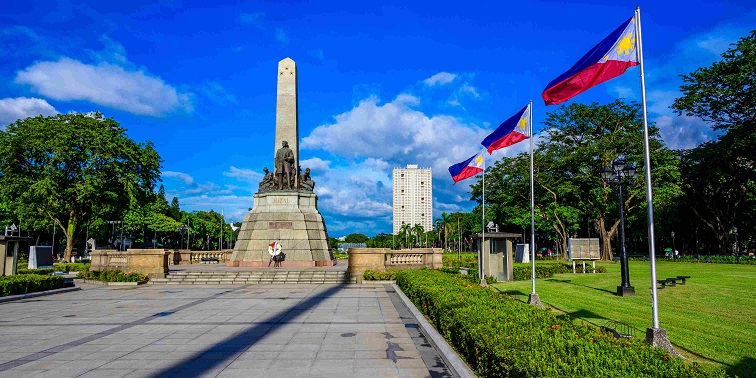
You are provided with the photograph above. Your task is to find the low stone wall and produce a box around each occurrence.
[166,250,233,265]
[90,249,169,278]
[347,248,443,283]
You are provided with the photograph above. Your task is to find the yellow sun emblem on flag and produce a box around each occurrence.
[616,32,636,56]
[517,116,528,130]
[475,155,483,166]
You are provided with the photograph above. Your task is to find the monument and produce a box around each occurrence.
[228,58,333,267]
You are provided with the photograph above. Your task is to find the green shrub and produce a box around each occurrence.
[0,275,65,297]
[363,270,397,281]
[438,267,459,274]
[16,268,54,276]
[54,263,90,272]
[76,267,146,282]
[442,255,478,270]
[629,255,756,265]
[395,270,721,378]
[512,263,606,280]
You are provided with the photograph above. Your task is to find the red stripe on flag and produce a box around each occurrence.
[542,60,638,105]
[451,166,483,184]
[486,132,529,154]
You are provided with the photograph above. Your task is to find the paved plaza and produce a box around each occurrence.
[0,283,452,378]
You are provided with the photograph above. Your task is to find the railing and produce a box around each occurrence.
[347,248,443,283]
[167,250,233,265]
[387,253,424,265]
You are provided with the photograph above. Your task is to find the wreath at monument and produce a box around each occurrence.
[269,241,285,262]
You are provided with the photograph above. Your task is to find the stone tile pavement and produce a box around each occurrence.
[0,283,453,378]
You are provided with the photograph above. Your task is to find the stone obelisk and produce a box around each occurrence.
[228,58,332,267]
[275,58,298,166]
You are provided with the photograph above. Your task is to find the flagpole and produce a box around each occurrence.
[636,6,676,354]
[481,149,487,286]
[527,101,543,307]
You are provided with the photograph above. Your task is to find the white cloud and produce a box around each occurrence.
[654,115,717,150]
[223,166,263,183]
[239,12,264,27]
[302,94,512,181]
[459,83,479,98]
[200,81,237,105]
[0,97,58,126]
[15,57,192,116]
[300,157,331,172]
[275,28,288,44]
[163,171,194,185]
[423,72,457,86]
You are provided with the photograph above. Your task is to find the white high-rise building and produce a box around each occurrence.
[392,164,433,235]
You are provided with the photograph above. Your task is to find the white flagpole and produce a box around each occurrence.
[481,149,487,286]
[527,101,543,307]
[636,7,675,353]
[636,6,659,329]
[221,209,224,250]
[529,101,537,293]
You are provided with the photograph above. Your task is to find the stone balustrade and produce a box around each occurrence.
[347,248,443,283]
[167,250,233,265]
[90,249,169,278]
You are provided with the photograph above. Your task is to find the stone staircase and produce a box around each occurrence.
[149,271,355,285]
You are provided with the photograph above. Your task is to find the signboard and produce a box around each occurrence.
[568,238,600,260]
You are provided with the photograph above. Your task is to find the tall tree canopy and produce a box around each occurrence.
[0,113,162,260]
[672,29,756,253]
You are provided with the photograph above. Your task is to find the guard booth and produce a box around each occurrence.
[473,232,521,282]
[1,235,33,276]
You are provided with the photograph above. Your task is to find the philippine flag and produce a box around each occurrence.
[481,104,530,154]
[542,16,639,105]
[448,150,485,184]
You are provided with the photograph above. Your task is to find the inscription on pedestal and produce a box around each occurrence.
[272,197,290,204]
[269,221,293,229]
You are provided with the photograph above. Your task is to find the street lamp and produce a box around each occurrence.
[732,226,738,256]
[671,231,676,258]
[179,225,188,250]
[601,159,638,297]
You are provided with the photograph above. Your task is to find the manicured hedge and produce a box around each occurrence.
[630,255,756,265]
[17,268,54,276]
[0,275,65,297]
[396,270,721,377]
[54,263,90,272]
[77,267,146,282]
[443,255,478,270]
[513,263,607,280]
[363,270,398,281]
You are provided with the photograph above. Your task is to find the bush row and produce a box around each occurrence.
[76,267,146,282]
[17,268,54,276]
[0,275,65,297]
[54,263,90,272]
[363,270,397,281]
[513,263,607,280]
[630,255,756,265]
[395,269,720,378]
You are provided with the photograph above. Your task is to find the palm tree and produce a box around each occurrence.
[400,222,411,248]
[412,224,424,247]
[440,212,451,251]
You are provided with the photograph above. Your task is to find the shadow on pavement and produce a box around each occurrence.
[147,284,347,377]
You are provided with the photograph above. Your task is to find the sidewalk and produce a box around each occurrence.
[0,282,453,378]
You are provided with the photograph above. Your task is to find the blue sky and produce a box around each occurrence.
[2,0,754,237]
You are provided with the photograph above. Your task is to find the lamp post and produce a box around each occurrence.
[179,225,188,250]
[671,231,676,258]
[732,226,738,256]
[601,159,638,297]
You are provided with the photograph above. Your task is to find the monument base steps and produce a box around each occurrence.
[149,270,355,285]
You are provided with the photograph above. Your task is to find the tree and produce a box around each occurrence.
[0,113,161,261]
[344,233,369,244]
[399,222,412,248]
[673,30,756,254]
[168,197,181,221]
[412,223,424,246]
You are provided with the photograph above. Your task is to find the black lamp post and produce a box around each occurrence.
[601,159,638,297]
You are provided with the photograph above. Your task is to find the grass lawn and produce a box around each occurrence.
[492,260,755,377]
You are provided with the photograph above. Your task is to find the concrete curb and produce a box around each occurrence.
[392,283,477,378]
[75,279,147,286]
[0,286,81,303]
